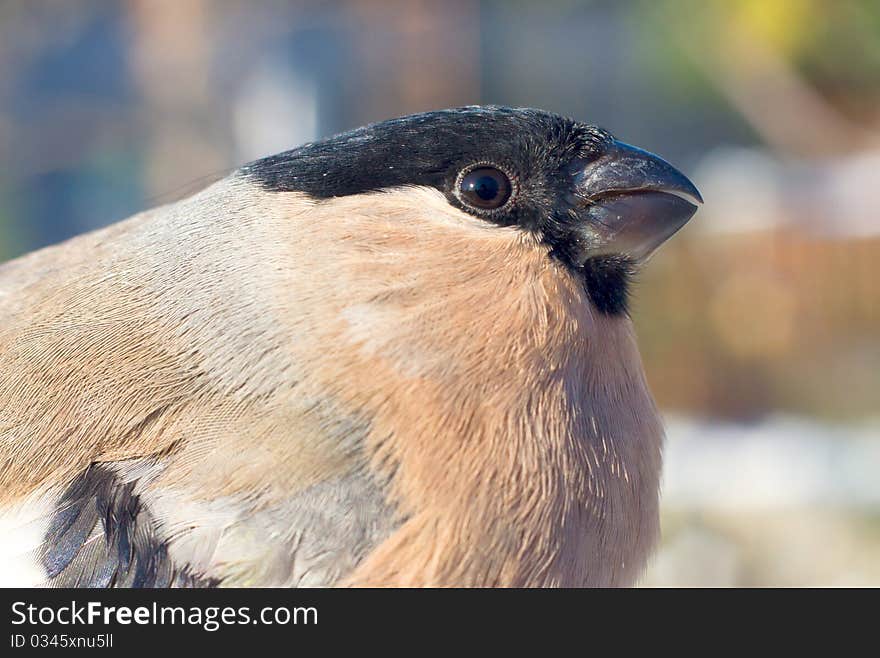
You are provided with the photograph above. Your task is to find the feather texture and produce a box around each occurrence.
[0,178,662,586]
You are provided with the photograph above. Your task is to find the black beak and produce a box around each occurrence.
[570,140,703,262]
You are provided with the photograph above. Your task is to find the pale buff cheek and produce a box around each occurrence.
[272,188,551,379]
[338,303,428,374]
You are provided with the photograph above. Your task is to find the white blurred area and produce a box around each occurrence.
[645,416,880,586]
[233,63,319,162]
[696,147,880,238]
[663,415,880,509]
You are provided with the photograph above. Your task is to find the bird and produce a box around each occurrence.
[0,106,701,587]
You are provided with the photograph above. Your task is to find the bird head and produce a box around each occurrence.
[245,106,701,317]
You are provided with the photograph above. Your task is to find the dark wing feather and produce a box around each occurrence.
[40,463,216,588]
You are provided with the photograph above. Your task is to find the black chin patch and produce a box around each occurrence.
[579,256,634,316]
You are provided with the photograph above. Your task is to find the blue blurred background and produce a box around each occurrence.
[1,0,878,585]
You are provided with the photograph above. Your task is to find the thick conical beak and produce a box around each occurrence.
[571,140,702,262]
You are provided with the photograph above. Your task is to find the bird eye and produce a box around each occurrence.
[458,167,512,210]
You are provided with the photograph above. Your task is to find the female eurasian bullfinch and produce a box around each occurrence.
[0,106,700,587]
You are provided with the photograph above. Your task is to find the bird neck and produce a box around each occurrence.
[279,200,666,585]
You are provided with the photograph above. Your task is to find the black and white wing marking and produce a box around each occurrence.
[40,464,216,588]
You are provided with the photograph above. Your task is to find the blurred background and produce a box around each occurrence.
[0,0,877,586]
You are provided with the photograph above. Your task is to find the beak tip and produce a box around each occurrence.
[686,182,704,206]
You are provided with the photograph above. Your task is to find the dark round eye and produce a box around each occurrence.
[458,167,512,210]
